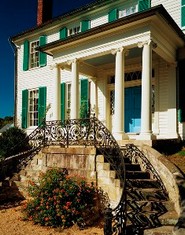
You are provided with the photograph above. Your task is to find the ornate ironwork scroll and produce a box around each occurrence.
[124,144,168,233]
[125,144,167,193]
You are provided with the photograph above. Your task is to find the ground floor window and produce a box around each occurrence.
[22,87,47,128]
[28,89,39,126]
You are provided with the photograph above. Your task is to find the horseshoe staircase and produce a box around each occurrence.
[0,117,179,234]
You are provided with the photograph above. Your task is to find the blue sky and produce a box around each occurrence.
[0,0,93,118]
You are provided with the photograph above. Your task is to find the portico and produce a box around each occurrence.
[39,5,183,141]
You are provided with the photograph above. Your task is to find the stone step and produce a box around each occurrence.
[126,179,162,189]
[127,210,178,228]
[126,200,174,213]
[123,157,132,163]
[159,211,179,226]
[10,180,30,198]
[126,171,150,179]
[125,163,141,171]
[126,188,168,201]
[0,183,25,204]
[144,226,174,235]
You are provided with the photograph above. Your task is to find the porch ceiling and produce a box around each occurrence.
[85,47,141,67]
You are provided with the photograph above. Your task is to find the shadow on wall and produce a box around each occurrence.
[152,139,183,155]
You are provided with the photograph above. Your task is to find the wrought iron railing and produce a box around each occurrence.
[125,144,167,193]
[124,144,168,234]
[2,115,127,234]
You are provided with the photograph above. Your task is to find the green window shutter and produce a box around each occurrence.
[22,89,28,128]
[182,0,185,5]
[38,86,47,125]
[60,27,67,40]
[178,60,185,122]
[39,35,47,67]
[80,79,89,118]
[138,0,150,12]
[108,9,118,22]
[182,6,185,27]
[61,83,66,121]
[81,20,90,32]
[23,40,29,71]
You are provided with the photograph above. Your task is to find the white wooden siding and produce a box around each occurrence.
[91,15,108,28]
[47,30,60,43]
[152,0,181,28]
[157,58,168,137]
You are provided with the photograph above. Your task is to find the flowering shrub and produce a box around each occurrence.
[23,168,108,228]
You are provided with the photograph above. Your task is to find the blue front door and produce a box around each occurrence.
[125,86,141,133]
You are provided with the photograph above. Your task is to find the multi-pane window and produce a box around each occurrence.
[28,89,39,126]
[119,6,136,18]
[125,71,142,81]
[30,40,39,68]
[68,26,80,36]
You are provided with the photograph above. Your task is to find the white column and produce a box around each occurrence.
[51,64,60,120]
[113,48,128,140]
[89,77,97,116]
[71,59,79,119]
[138,40,155,140]
[167,63,178,138]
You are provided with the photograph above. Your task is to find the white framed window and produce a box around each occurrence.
[68,26,80,36]
[119,5,136,18]
[28,89,39,126]
[30,40,39,68]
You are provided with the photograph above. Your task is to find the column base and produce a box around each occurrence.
[137,132,156,140]
[166,132,179,139]
[113,131,129,141]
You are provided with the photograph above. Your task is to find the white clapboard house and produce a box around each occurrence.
[11,0,185,142]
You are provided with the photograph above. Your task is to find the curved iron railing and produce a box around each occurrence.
[124,144,168,233]
[2,116,127,234]
[125,144,167,193]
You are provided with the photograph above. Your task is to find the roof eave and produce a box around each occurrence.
[38,5,185,56]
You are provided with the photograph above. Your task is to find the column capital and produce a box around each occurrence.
[138,39,157,49]
[111,47,129,56]
[67,58,80,66]
[49,63,58,70]
[89,77,97,82]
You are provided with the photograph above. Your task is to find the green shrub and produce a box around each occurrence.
[0,127,30,158]
[22,168,108,228]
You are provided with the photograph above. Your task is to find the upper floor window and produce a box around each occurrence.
[68,26,80,36]
[30,40,39,69]
[119,6,136,18]
[23,35,47,71]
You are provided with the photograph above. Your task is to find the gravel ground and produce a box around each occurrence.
[0,201,103,235]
